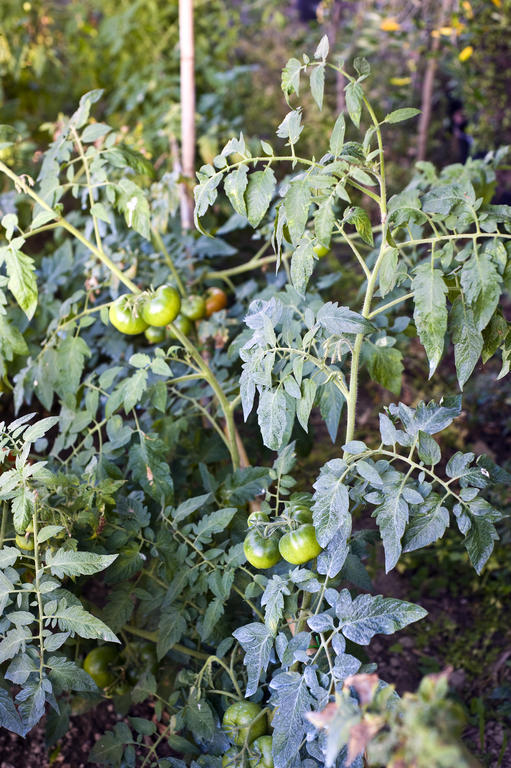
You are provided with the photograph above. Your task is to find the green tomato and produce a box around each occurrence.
[278,524,322,565]
[181,295,206,321]
[144,325,166,344]
[287,493,313,523]
[247,510,270,527]
[15,533,34,551]
[313,243,330,258]
[249,736,274,768]
[83,646,118,688]
[222,701,267,746]
[243,529,281,569]
[139,642,158,675]
[167,314,193,340]
[141,285,181,327]
[109,295,148,335]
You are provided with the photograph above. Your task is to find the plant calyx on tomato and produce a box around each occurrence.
[247,509,270,527]
[109,295,148,335]
[141,284,181,327]
[278,524,322,565]
[222,701,267,746]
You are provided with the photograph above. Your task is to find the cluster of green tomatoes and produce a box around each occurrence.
[223,701,273,767]
[108,284,228,342]
[243,494,322,569]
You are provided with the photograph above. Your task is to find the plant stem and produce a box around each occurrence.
[32,509,45,684]
[151,227,187,296]
[344,93,388,448]
[0,160,140,294]
[167,320,240,469]
[124,624,210,659]
[0,502,7,548]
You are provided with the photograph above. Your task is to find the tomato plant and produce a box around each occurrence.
[0,30,509,768]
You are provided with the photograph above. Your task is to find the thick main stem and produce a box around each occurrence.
[32,510,45,683]
[167,320,240,469]
[344,95,388,448]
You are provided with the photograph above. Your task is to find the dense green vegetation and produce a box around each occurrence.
[0,2,510,767]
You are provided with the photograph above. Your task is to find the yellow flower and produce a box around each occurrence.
[459,45,474,62]
[380,18,401,32]
[462,1,474,17]
[431,26,454,38]
[491,0,502,8]
[389,76,412,86]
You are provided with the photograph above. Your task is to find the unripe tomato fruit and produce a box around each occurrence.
[205,287,228,317]
[222,701,267,746]
[145,325,166,344]
[109,296,148,335]
[249,736,274,768]
[167,315,193,340]
[313,243,330,258]
[278,524,322,565]
[181,295,206,321]
[16,533,34,551]
[244,529,281,569]
[83,646,118,688]
[139,642,158,675]
[287,493,313,523]
[247,510,269,527]
[141,285,181,327]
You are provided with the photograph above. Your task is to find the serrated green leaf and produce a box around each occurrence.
[330,113,346,157]
[449,297,483,389]
[412,263,447,377]
[384,108,421,124]
[345,206,373,245]
[246,168,276,228]
[46,549,117,578]
[345,82,363,128]
[233,622,273,697]
[312,459,351,548]
[310,64,325,110]
[284,180,311,245]
[2,246,38,320]
[224,165,248,218]
[290,241,315,296]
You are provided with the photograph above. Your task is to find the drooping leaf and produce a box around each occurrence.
[233,622,273,698]
[312,459,351,548]
[246,168,276,228]
[412,264,448,377]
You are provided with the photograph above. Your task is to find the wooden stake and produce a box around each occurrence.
[179,0,195,230]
